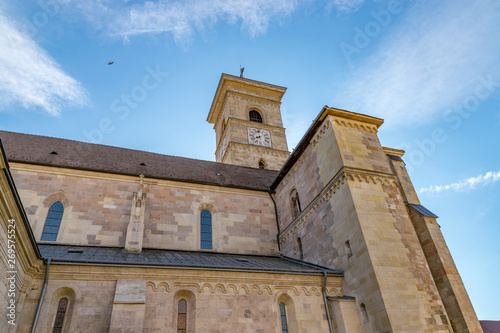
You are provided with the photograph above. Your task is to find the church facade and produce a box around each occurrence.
[0,74,482,332]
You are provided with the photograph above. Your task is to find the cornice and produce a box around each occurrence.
[225,142,290,158]
[382,146,405,157]
[226,91,281,109]
[310,117,330,147]
[35,264,343,298]
[324,107,384,128]
[331,117,379,133]
[324,168,397,200]
[228,117,286,132]
[146,281,342,297]
[19,260,44,294]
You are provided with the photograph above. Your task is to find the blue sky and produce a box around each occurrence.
[1,0,499,320]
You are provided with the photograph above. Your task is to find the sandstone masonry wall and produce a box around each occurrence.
[18,265,342,333]
[11,164,278,255]
[274,112,455,332]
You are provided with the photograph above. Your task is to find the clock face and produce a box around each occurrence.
[247,127,271,147]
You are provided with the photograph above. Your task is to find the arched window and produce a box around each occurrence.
[177,299,187,333]
[200,210,212,250]
[290,190,301,219]
[41,201,64,241]
[249,110,262,123]
[279,302,288,333]
[52,298,68,333]
[258,159,266,169]
[297,237,304,260]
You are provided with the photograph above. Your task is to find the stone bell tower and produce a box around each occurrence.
[207,74,290,170]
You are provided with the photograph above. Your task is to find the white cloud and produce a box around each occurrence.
[110,0,298,42]
[59,0,299,43]
[326,0,365,13]
[60,0,364,44]
[419,170,500,194]
[0,13,89,116]
[334,0,500,127]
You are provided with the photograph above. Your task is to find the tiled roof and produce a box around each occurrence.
[38,244,343,276]
[408,203,439,218]
[387,154,404,162]
[480,321,500,333]
[0,131,277,191]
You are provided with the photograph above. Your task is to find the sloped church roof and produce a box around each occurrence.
[0,130,277,191]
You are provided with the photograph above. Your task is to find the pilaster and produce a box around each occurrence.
[125,175,147,252]
[109,279,146,333]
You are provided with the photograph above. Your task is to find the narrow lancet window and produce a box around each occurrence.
[41,201,64,241]
[290,190,301,219]
[279,302,288,333]
[177,299,187,333]
[297,237,304,260]
[200,210,212,249]
[52,298,68,333]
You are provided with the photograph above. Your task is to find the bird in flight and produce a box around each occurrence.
[107,61,114,65]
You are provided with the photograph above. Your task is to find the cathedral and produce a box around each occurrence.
[0,74,483,332]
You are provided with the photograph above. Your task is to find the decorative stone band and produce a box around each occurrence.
[221,141,290,163]
[311,114,379,149]
[226,91,281,109]
[227,117,286,132]
[310,117,330,147]
[19,261,44,294]
[332,118,378,133]
[146,281,342,297]
[279,167,398,245]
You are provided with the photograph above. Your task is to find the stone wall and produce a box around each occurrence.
[274,110,457,332]
[0,151,44,333]
[11,163,278,255]
[212,82,290,170]
[18,265,343,333]
[216,90,285,144]
[222,142,290,171]
[388,149,483,332]
[408,207,483,332]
